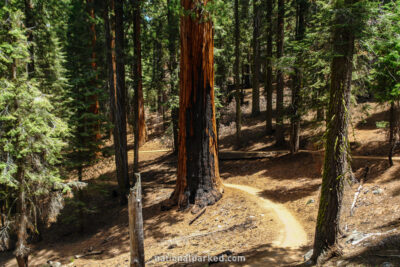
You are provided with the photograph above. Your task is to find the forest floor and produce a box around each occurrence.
[2,88,400,267]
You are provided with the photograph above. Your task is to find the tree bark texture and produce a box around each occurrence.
[170,0,223,210]
[312,0,358,261]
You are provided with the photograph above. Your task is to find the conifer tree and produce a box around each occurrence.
[0,5,68,266]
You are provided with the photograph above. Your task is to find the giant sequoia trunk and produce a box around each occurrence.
[312,0,358,261]
[251,0,261,116]
[170,0,223,210]
[275,0,285,146]
[234,0,242,145]
[133,0,147,151]
[86,0,101,143]
[105,0,130,204]
[265,0,273,134]
[290,0,306,153]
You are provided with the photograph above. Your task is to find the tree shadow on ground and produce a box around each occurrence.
[258,183,321,204]
[220,152,323,181]
[0,152,182,266]
[338,233,400,266]
[351,158,392,184]
[167,244,309,266]
[356,109,388,130]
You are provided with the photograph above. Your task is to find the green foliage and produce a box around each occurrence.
[0,1,69,239]
[65,0,107,169]
[370,2,400,103]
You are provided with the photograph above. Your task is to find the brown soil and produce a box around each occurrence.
[1,88,400,267]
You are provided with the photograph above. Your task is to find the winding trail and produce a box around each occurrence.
[224,183,308,249]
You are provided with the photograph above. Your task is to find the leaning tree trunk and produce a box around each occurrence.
[290,0,306,154]
[265,0,273,134]
[87,0,101,143]
[169,0,223,211]
[133,0,147,150]
[234,0,242,146]
[312,0,358,261]
[251,0,261,116]
[275,0,285,146]
[15,165,29,267]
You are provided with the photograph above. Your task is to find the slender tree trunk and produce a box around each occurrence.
[265,0,273,134]
[312,0,358,261]
[15,165,29,267]
[133,0,147,152]
[251,0,261,116]
[388,101,399,167]
[86,0,101,143]
[24,0,34,78]
[167,0,179,154]
[275,0,285,146]
[234,0,242,146]
[290,0,306,154]
[108,0,130,204]
[169,0,223,211]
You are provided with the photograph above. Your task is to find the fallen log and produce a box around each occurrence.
[74,250,103,259]
[219,150,287,160]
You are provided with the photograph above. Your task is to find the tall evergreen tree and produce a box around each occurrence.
[289,0,307,153]
[312,0,364,262]
[0,5,68,266]
[234,0,242,145]
[265,0,273,134]
[275,0,285,146]
[251,0,261,116]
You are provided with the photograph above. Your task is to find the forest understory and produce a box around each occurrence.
[1,88,400,267]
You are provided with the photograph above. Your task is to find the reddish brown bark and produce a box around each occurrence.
[87,0,101,142]
[133,0,147,149]
[168,0,223,211]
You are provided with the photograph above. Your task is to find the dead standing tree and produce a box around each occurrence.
[129,173,145,267]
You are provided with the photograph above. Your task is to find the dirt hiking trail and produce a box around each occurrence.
[224,183,308,249]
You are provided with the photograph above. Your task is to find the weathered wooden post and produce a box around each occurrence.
[128,173,145,267]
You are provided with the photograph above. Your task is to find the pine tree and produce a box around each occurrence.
[289,0,307,153]
[0,5,68,266]
[167,0,180,153]
[275,0,285,146]
[65,0,105,178]
[234,0,242,144]
[370,2,400,166]
[265,0,273,134]
[251,0,261,116]
[312,0,366,262]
